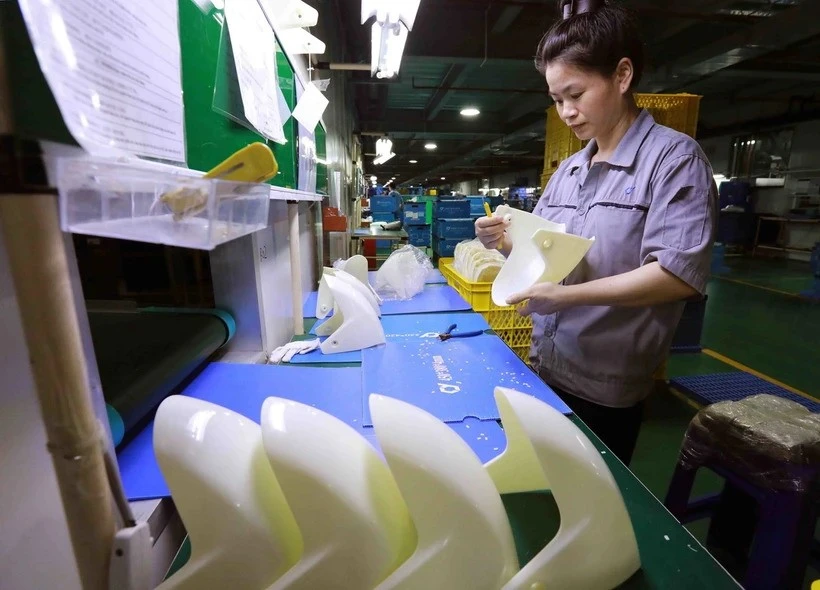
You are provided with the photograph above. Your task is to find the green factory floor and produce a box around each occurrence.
[630,256,819,588]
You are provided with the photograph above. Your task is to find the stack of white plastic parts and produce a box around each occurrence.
[314,255,385,355]
[153,387,641,590]
[453,238,506,283]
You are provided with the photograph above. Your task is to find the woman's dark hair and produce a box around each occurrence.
[535,0,645,88]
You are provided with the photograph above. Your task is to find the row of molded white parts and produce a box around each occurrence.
[314,256,386,354]
[154,387,641,590]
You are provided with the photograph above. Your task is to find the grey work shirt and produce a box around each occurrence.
[531,109,717,408]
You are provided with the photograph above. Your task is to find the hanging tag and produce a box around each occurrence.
[292,82,329,132]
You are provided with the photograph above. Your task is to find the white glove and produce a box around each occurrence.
[268,339,321,363]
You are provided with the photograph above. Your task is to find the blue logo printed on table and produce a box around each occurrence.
[432,355,461,394]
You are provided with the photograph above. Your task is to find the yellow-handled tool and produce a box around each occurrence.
[160,142,279,221]
[483,201,504,251]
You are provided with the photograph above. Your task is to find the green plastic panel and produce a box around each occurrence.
[179,0,296,187]
[315,122,328,194]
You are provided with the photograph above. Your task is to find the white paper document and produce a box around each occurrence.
[224,0,287,144]
[291,81,329,133]
[18,0,186,162]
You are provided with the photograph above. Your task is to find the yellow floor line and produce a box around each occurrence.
[667,386,703,412]
[711,275,802,299]
[702,348,819,403]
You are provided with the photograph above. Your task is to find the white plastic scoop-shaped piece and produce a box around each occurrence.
[370,394,519,590]
[490,204,595,307]
[315,267,337,319]
[153,396,302,590]
[261,397,417,589]
[484,386,550,494]
[341,254,384,304]
[316,265,381,325]
[335,267,381,317]
[317,273,385,353]
[493,387,641,590]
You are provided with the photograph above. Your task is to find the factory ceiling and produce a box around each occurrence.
[323,0,820,187]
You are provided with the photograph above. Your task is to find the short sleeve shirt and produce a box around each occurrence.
[531,109,718,408]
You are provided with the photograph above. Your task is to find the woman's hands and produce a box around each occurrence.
[506,283,573,316]
[505,262,699,317]
[474,215,511,252]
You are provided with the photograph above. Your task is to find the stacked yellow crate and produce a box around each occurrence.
[439,259,532,363]
[541,93,701,179]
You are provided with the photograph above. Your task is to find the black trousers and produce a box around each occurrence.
[548,384,645,466]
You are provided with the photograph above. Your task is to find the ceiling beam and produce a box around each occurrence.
[646,1,820,93]
[359,109,510,135]
[491,5,524,34]
[423,64,471,120]
[401,118,545,184]
[635,0,738,46]
[712,68,820,82]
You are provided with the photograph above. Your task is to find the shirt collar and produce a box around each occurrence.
[568,109,655,176]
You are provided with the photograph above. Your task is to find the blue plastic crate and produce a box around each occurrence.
[433,237,463,257]
[670,372,820,413]
[406,225,431,247]
[370,195,399,214]
[402,202,428,226]
[372,212,397,223]
[434,199,470,219]
[466,196,487,216]
[435,218,476,240]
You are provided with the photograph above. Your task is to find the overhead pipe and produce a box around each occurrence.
[314,62,371,71]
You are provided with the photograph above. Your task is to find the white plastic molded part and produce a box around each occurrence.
[315,267,336,319]
[317,273,385,354]
[334,268,381,317]
[316,260,381,320]
[153,396,302,590]
[484,387,551,495]
[491,204,595,307]
[493,387,641,590]
[369,394,520,589]
[276,27,326,55]
[260,397,417,589]
[276,0,319,30]
[342,254,383,303]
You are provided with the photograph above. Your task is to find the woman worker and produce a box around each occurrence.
[475,0,717,466]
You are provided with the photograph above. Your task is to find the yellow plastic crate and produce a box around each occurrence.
[438,259,534,364]
[511,345,530,363]
[637,93,701,139]
[541,93,701,177]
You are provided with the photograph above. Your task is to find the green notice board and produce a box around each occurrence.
[179,0,296,188]
[3,0,300,189]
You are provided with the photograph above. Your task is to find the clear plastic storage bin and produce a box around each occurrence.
[58,158,271,250]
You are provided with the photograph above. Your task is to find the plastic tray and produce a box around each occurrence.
[58,158,270,250]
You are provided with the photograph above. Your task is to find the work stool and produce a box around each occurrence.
[663,394,820,590]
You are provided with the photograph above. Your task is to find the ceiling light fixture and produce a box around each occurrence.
[460,107,480,117]
[373,135,396,165]
[424,142,437,150]
[441,176,446,180]
[409,159,418,163]
[363,1,421,79]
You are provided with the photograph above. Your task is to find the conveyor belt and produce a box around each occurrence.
[88,308,233,444]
